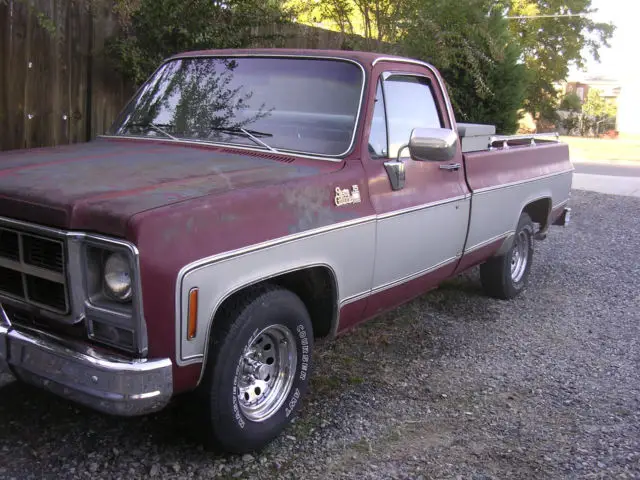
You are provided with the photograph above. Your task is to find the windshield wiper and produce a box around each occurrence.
[209,127,277,152]
[126,122,177,141]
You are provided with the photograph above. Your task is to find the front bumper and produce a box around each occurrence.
[0,307,173,416]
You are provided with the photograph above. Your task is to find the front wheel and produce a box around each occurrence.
[480,212,534,300]
[198,285,313,453]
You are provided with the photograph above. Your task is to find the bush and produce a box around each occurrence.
[106,0,294,85]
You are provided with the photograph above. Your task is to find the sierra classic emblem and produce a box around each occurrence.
[334,185,361,206]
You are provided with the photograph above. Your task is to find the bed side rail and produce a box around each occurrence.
[489,132,560,150]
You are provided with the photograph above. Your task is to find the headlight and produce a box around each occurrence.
[103,252,132,301]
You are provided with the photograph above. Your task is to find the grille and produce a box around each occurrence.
[0,227,69,314]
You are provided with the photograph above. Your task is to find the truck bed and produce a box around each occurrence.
[462,139,573,253]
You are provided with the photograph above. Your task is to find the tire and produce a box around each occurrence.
[198,284,313,453]
[480,212,534,300]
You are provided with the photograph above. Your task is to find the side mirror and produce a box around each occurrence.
[408,128,458,162]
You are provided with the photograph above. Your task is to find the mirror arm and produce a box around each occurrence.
[396,143,409,161]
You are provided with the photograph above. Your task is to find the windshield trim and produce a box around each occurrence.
[103,54,367,161]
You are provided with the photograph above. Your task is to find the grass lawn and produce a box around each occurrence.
[560,136,640,163]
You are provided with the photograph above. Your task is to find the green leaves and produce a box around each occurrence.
[291,0,614,131]
[107,0,295,85]
[505,0,615,121]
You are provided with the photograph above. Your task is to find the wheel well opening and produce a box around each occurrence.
[270,267,337,338]
[523,198,551,230]
[213,267,338,340]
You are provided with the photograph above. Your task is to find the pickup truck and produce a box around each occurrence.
[0,49,573,453]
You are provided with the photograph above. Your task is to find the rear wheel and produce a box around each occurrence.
[480,212,534,299]
[198,285,313,453]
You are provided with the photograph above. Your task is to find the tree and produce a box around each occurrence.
[402,0,527,133]
[559,92,582,112]
[291,0,527,132]
[107,0,295,84]
[500,0,615,122]
[579,89,616,136]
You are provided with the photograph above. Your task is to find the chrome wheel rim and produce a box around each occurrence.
[235,324,297,422]
[511,230,529,283]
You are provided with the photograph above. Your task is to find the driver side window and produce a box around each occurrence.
[368,74,443,159]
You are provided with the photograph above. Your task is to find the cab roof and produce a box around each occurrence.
[167,48,423,68]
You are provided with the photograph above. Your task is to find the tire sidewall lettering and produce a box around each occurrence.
[232,359,246,429]
[297,324,309,381]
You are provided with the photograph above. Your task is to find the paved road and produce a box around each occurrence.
[573,162,640,177]
[572,160,640,197]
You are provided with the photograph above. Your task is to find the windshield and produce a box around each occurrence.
[108,56,364,157]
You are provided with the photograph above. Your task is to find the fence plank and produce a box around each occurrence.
[24,0,54,148]
[90,3,132,140]
[0,1,8,151]
[5,0,29,151]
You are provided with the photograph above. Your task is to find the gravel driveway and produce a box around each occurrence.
[1,189,638,479]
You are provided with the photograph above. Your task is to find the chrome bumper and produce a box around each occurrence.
[0,307,173,416]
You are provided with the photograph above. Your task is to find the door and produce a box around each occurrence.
[363,68,470,316]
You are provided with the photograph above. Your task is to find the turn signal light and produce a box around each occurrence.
[187,288,198,340]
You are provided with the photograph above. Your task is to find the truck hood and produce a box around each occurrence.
[0,138,327,237]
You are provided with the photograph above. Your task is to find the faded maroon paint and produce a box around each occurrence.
[173,363,202,393]
[463,142,572,191]
[0,138,337,236]
[453,237,506,275]
[358,59,468,218]
[335,297,368,334]
[129,158,375,370]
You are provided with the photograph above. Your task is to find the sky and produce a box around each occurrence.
[569,0,640,81]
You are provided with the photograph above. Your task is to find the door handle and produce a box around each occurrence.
[439,163,461,171]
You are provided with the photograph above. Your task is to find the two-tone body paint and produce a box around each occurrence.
[0,49,574,394]
[166,53,572,389]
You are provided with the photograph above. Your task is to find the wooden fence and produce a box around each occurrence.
[0,0,130,151]
[0,1,388,152]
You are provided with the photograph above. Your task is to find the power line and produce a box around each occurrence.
[505,13,587,19]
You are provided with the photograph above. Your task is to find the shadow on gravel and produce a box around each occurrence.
[0,380,223,455]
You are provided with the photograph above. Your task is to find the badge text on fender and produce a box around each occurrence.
[334,185,361,206]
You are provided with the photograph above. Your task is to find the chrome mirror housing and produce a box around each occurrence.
[408,128,458,162]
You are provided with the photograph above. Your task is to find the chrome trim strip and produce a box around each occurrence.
[0,216,148,356]
[339,255,459,309]
[377,195,468,220]
[339,291,370,307]
[472,169,574,195]
[464,231,514,254]
[102,54,368,162]
[371,57,456,128]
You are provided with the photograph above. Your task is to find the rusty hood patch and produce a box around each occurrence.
[0,138,328,236]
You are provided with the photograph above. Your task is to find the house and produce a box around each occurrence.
[562,76,622,106]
